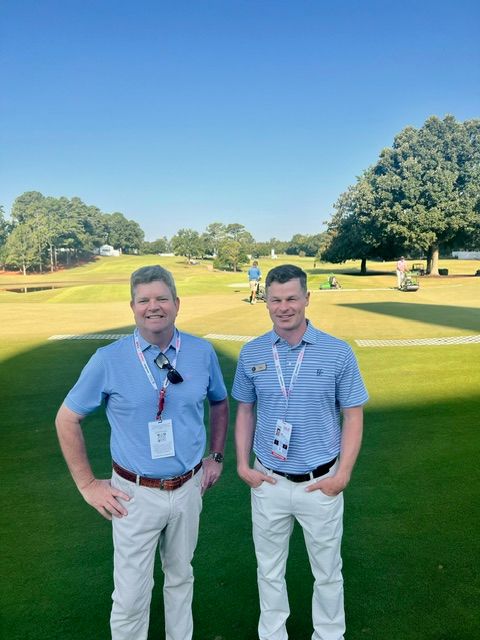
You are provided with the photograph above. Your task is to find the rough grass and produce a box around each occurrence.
[1,255,479,640]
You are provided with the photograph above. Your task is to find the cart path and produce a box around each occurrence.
[49,333,480,347]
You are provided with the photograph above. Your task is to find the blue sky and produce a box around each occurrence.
[1,0,479,241]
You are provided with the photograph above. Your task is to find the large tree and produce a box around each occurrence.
[325,115,480,274]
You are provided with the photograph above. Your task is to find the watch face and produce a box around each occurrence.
[211,452,224,463]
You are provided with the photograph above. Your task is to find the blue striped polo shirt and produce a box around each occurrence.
[232,321,368,474]
[64,330,227,478]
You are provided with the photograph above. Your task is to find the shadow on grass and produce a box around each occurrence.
[1,330,479,640]
[340,302,480,333]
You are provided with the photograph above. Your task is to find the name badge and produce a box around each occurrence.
[272,419,292,461]
[148,419,175,459]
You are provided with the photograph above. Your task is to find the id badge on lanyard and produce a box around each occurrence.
[134,330,181,459]
[148,419,175,458]
[271,342,306,461]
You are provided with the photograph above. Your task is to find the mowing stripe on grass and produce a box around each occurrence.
[203,333,256,342]
[49,334,129,340]
[356,335,480,347]
[48,333,257,343]
[48,334,480,347]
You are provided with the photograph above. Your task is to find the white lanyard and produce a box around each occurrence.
[272,342,306,417]
[134,329,181,395]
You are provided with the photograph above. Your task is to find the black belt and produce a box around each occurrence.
[258,457,337,483]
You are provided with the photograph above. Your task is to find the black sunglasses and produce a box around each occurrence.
[154,352,184,384]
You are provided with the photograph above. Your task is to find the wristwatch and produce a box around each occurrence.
[209,452,224,463]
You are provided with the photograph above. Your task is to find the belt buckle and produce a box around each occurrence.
[159,478,165,489]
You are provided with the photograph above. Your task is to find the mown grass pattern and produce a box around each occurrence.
[1,256,479,639]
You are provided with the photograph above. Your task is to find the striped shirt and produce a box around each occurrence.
[232,321,368,473]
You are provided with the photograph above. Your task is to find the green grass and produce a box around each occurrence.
[1,255,479,639]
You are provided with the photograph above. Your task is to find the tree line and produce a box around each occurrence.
[1,115,479,276]
[0,192,327,274]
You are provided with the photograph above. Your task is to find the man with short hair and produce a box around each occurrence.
[56,265,228,640]
[248,260,262,304]
[233,264,368,640]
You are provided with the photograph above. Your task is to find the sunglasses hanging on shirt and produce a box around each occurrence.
[154,352,184,384]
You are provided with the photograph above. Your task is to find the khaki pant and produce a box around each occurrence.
[110,468,203,640]
[252,460,345,640]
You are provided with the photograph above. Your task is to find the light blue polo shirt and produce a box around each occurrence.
[64,330,227,478]
[248,266,261,280]
[232,321,368,474]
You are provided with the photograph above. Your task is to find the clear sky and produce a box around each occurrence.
[1,0,479,241]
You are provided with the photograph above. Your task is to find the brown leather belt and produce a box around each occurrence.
[258,457,337,483]
[112,460,202,490]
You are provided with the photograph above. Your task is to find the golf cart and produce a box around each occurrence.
[411,262,426,276]
[400,271,420,292]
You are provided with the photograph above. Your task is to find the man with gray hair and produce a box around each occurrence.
[56,265,228,640]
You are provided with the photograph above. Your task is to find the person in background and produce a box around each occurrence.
[233,263,368,640]
[55,265,228,640]
[248,260,262,304]
[396,256,408,289]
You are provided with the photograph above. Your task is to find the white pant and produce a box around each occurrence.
[110,469,203,640]
[252,460,345,640]
[396,269,406,288]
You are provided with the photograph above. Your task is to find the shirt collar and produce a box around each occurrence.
[270,319,317,347]
[135,327,179,353]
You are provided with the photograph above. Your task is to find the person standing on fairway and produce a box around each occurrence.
[232,264,368,640]
[248,260,262,304]
[55,265,228,640]
[396,256,408,289]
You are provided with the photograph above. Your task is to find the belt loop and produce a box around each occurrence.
[309,471,314,480]
[135,474,140,486]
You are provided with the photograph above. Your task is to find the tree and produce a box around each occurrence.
[142,237,170,254]
[225,223,255,252]
[214,239,248,272]
[202,222,226,256]
[103,212,144,254]
[0,205,9,268]
[324,115,480,274]
[373,116,480,274]
[323,178,399,273]
[4,223,37,275]
[171,228,203,261]
[286,233,329,257]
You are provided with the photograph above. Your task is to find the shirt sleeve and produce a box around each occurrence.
[336,346,369,408]
[206,345,228,402]
[64,351,109,416]
[232,348,257,403]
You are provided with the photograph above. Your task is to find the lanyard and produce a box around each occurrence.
[272,341,306,418]
[134,329,181,419]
